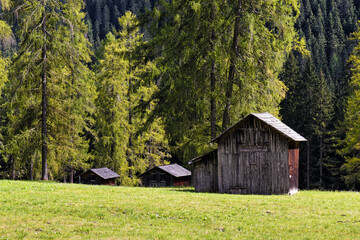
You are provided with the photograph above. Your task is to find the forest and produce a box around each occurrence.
[0,0,359,190]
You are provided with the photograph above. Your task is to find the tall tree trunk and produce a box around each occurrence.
[29,158,34,181]
[210,2,217,139]
[11,156,15,180]
[70,165,74,183]
[148,126,152,167]
[63,169,67,183]
[222,0,242,130]
[307,139,310,189]
[319,136,323,188]
[41,3,48,181]
[127,54,132,176]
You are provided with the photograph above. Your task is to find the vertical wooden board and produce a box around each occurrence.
[259,153,264,194]
[281,151,289,194]
[237,153,243,188]
[259,152,269,194]
[278,153,283,194]
[217,152,223,193]
[288,148,299,192]
[271,153,278,194]
[225,153,230,192]
[212,157,219,192]
[279,152,284,194]
[245,152,250,194]
[249,152,259,194]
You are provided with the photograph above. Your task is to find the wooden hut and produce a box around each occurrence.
[188,149,218,192]
[79,167,120,185]
[189,112,307,195]
[140,164,191,187]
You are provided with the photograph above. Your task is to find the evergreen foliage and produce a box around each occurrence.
[280,56,333,189]
[340,23,360,190]
[84,0,157,47]
[93,12,169,186]
[0,0,11,92]
[0,0,360,191]
[1,0,94,181]
[142,0,300,162]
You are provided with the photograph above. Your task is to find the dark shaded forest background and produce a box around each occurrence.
[1,0,360,190]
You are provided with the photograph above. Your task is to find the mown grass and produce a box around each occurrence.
[0,180,359,239]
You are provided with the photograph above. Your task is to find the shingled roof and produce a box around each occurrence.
[157,164,191,177]
[83,167,120,179]
[212,112,307,143]
[139,164,191,178]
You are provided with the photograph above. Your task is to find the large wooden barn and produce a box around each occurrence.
[79,167,120,185]
[189,112,307,195]
[140,164,191,187]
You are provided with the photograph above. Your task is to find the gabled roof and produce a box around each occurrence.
[83,167,120,179]
[188,149,217,165]
[157,164,191,177]
[211,112,307,143]
[140,164,191,178]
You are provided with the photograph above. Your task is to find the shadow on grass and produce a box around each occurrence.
[168,187,225,195]
[168,187,196,193]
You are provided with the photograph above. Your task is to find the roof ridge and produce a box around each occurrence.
[211,112,307,142]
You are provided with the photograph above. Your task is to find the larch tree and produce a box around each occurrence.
[144,0,302,162]
[4,0,94,180]
[0,0,11,92]
[340,23,360,190]
[94,11,170,186]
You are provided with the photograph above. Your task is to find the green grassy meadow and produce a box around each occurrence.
[0,180,359,239]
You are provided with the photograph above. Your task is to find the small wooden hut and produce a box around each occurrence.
[140,164,191,187]
[189,112,307,194]
[189,149,218,192]
[79,167,120,185]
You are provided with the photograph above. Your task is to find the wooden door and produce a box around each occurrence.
[288,148,299,193]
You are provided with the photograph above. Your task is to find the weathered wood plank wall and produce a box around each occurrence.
[217,116,290,194]
[193,150,218,192]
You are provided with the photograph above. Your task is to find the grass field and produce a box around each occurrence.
[0,180,359,239]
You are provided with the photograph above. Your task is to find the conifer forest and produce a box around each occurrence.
[1,0,360,191]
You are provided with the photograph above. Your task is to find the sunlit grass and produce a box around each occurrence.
[0,180,359,239]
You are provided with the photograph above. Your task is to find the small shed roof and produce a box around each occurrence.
[157,164,191,177]
[140,164,191,178]
[212,112,307,143]
[83,167,120,179]
[188,149,217,165]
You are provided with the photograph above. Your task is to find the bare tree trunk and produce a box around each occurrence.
[319,136,323,188]
[307,139,310,189]
[41,2,48,180]
[210,3,217,139]
[222,0,242,130]
[11,156,15,180]
[29,158,34,181]
[127,53,133,177]
[70,165,74,183]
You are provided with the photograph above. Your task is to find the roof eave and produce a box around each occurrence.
[211,113,307,143]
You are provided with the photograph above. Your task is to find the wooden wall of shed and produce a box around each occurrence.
[80,172,117,185]
[141,168,174,187]
[192,151,218,192]
[217,116,289,194]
